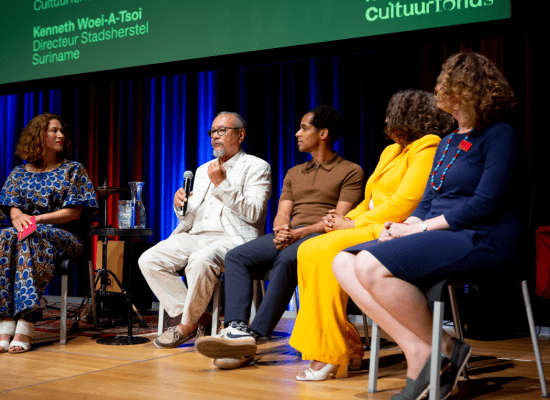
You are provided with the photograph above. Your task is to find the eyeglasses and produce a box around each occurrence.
[207,127,241,137]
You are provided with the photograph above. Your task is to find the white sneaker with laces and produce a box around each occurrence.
[195,321,257,359]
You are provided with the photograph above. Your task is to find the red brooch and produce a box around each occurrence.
[458,140,472,152]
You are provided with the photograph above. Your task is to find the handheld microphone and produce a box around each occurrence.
[179,170,194,216]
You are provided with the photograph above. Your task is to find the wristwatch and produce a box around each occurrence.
[420,221,428,232]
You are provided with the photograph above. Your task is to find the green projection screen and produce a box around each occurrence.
[0,0,511,86]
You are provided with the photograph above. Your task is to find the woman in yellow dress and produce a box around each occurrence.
[290,89,455,380]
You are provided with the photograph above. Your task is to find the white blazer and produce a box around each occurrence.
[171,150,272,248]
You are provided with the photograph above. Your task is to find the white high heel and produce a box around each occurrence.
[296,363,349,381]
[8,319,35,354]
[0,320,16,354]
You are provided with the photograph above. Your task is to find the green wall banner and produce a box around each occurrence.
[0,0,511,85]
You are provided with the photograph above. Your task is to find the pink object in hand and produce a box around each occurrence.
[17,216,37,241]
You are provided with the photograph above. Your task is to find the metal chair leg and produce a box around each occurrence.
[368,322,381,393]
[448,285,469,378]
[88,260,98,329]
[250,279,262,324]
[157,304,165,336]
[291,289,299,317]
[362,312,370,349]
[521,280,549,397]
[429,300,445,400]
[447,286,464,341]
[211,280,222,335]
[60,273,68,345]
[250,280,258,323]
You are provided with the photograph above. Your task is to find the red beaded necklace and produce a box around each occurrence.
[430,128,473,191]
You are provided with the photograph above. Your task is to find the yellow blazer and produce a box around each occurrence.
[345,134,441,237]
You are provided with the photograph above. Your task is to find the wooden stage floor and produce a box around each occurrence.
[1,316,549,399]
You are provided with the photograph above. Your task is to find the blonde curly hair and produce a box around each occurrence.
[15,113,72,162]
[435,52,517,128]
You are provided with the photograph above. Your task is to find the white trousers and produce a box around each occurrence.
[138,232,234,325]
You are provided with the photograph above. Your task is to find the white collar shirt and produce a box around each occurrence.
[188,150,242,236]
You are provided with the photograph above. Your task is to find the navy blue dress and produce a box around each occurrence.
[346,122,522,286]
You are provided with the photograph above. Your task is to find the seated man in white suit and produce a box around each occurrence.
[139,111,272,348]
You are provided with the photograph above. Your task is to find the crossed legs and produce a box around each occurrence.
[332,250,455,380]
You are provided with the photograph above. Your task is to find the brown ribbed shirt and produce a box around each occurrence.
[280,152,365,227]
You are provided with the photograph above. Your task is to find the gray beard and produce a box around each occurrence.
[213,148,226,158]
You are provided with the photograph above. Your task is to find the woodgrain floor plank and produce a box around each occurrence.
[1,317,548,399]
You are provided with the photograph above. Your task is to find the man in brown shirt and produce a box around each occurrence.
[195,105,364,368]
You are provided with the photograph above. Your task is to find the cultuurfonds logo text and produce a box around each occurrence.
[364,0,494,22]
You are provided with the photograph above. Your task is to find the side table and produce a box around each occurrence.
[90,227,153,345]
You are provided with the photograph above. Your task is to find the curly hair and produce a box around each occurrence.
[435,51,518,128]
[385,90,455,148]
[309,105,345,146]
[15,113,72,162]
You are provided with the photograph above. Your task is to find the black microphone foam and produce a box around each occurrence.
[179,170,194,216]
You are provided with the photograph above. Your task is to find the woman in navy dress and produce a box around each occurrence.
[333,52,519,400]
[0,113,98,354]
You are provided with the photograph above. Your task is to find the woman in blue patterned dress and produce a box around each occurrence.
[0,113,98,354]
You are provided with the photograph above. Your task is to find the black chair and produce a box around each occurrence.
[46,209,97,345]
[0,209,7,229]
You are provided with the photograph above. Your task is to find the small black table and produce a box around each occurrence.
[90,227,153,345]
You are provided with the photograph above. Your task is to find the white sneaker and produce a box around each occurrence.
[213,354,255,369]
[195,321,257,359]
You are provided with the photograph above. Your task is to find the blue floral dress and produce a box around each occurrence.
[0,160,98,318]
